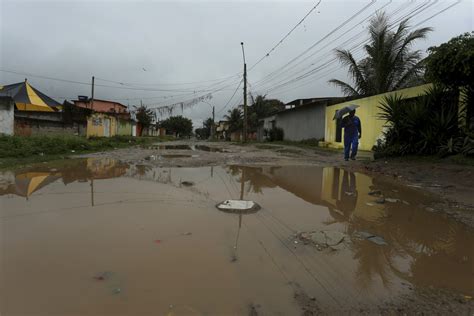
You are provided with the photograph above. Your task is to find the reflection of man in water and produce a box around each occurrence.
[336,170,358,217]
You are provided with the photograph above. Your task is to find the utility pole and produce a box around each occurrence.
[212,105,215,140]
[241,42,248,142]
[91,76,95,110]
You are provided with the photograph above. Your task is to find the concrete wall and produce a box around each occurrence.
[117,119,132,136]
[275,105,326,141]
[0,99,14,135]
[14,118,84,136]
[87,113,117,138]
[324,84,432,151]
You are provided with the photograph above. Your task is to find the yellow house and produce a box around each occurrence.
[87,113,117,138]
[322,84,432,151]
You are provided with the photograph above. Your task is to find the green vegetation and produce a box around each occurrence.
[266,127,284,141]
[195,117,213,139]
[374,32,474,158]
[160,115,193,136]
[0,135,161,168]
[134,105,155,127]
[329,12,431,96]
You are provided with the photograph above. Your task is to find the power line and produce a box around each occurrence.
[248,0,323,71]
[256,0,438,93]
[216,79,244,115]
[251,0,379,87]
[262,0,459,97]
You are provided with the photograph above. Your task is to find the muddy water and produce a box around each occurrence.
[0,159,473,315]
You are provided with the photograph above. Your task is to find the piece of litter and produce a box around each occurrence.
[344,191,355,196]
[154,240,162,244]
[367,236,387,245]
[182,232,192,236]
[216,200,260,213]
[181,181,194,186]
[375,197,385,204]
[294,240,298,244]
[113,288,121,294]
[368,190,382,196]
[366,202,375,206]
[385,198,400,203]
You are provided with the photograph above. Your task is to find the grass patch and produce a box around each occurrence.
[0,135,164,169]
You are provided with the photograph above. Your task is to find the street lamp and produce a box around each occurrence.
[202,100,215,140]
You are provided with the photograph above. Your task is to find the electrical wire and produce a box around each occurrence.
[248,0,323,71]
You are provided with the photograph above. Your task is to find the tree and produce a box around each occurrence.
[160,115,193,136]
[247,95,285,132]
[195,118,213,139]
[329,12,432,97]
[134,105,154,127]
[224,108,243,133]
[425,32,474,88]
[425,32,474,129]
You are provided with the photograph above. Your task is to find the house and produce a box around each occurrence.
[0,93,14,135]
[322,84,432,151]
[73,97,129,117]
[259,97,346,141]
[73,97,131,138]
[0,80,85,136]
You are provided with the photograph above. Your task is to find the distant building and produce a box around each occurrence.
[73,97,130,118]
[259,97,346,141]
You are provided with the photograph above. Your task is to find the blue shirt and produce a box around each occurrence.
[342,115,361,137]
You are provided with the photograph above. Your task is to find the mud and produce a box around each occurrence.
[1,155,473,315]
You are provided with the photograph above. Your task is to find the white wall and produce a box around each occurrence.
[0,100,14,136]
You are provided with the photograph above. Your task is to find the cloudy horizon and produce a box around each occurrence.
[1,0,472,127]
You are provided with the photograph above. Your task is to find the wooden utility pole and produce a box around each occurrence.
[241,42,248,142]
[91,76,95,110]
[212,105,215,139]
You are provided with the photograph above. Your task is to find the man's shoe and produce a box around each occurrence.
[350,157,356,160]
[344,158,349,161]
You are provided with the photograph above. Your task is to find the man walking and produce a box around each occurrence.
[341,110,362,161]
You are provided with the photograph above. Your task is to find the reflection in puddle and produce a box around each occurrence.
[144,144,227,152]
[0,159,472,314]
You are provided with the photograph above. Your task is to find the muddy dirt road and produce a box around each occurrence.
[0,140,473,315]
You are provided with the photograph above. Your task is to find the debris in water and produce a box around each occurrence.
[368,190,382,196]
[216,200,261,213]
[93,272,112,281]
[180,181,194,187]
[385,198,401,203]
[181,232,192,236]
[297,230,347,249]
[354,231,387,246]
[375,197,385,204]
[113,288,121,294]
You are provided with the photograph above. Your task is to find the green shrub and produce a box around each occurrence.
[267,127,284,142]
[375,85,462,156]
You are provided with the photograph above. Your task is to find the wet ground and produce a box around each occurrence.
[1,156,473,315]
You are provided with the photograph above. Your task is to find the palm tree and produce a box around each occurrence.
[329,12,432,97]
[225,108,243,132]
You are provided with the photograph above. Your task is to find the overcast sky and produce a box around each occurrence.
[1,0,472,127]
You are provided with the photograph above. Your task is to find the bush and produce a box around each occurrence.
[267,127,284,142]
[374,85,462,156]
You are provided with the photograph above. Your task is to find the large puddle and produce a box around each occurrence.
[0,159,472,315]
